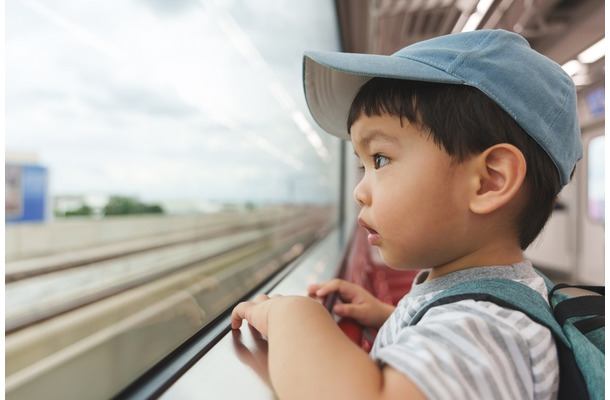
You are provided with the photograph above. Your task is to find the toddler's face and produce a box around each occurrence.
[351,113,474,270]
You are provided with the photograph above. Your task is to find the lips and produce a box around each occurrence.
[358,218,376,234]
[358,218,381,245]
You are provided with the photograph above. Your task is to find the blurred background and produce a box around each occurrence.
[5,1,342,398]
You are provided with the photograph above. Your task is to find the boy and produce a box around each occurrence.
[231,29,582,399]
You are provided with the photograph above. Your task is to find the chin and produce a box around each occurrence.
[378,251,409,270]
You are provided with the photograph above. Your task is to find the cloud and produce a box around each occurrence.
[134,0,201,16]
[82,78,200,118]
[5,0,341,205]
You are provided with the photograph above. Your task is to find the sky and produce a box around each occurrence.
[5,0,342,205]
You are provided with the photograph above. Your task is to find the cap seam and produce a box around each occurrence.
[545,85,574,184]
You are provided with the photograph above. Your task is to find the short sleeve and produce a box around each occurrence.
[371,300,558,400]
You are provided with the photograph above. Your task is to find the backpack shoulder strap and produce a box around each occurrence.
[410,278,566,342]
[409,277,590,400]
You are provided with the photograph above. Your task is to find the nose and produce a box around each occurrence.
[353,176,370,207]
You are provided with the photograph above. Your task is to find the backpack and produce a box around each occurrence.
[409,273,604,400]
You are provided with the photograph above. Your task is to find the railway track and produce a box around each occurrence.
[6,209,291,282]
[6,206,333,400]
[6,207,330,333]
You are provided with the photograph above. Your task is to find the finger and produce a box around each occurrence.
[231,301,251,329]
[306,284,319,296]
[333,302,366,320]
[252,293,270,303]
[316,279,361,303]
[309,279,344,297]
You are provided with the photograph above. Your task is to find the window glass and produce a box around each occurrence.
[587,135,605,223]
[5,1,340,398]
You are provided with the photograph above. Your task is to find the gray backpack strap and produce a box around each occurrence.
[409,278,590,400]
[409,278,564,339]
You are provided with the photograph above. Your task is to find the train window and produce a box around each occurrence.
[587,135,605,223]
[5,1,341,399]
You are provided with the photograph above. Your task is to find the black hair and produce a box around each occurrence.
[347,77,565,249]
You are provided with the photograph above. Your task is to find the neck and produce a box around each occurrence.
[425,240,524,281]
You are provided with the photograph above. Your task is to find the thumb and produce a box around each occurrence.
[333,302,367,320]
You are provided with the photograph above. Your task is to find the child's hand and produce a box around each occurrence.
[307,279,395,329]
[231,294,323,337]
[231,293,277,337]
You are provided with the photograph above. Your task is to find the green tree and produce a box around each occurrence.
[63,205,93,217]
[103,196,164,216]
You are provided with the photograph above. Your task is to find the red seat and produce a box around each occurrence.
[334,226,419,351]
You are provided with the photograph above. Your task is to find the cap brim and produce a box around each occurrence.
[303,51,463,140]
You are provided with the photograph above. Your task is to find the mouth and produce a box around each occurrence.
[358,218,377,234]
[358,218,381,245]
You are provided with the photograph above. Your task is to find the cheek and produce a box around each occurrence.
[377,171,461,237]
[383,167,452,210]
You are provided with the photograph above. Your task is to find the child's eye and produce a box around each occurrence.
[373,154,389,169]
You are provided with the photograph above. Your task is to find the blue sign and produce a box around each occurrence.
[5,164,48,223]
[586,87,605,118]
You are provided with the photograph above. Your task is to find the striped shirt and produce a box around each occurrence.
[370,261,559,400]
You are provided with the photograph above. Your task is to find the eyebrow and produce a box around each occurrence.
[353,130,399,152]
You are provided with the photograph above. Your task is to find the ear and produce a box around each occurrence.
[469,144,526,215]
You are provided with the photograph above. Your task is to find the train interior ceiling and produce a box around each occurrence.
[4,1,604,399]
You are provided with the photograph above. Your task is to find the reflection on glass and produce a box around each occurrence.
[5,1,340,398]
[587,135,604,223]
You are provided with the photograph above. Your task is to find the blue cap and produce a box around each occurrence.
[303,29,582,186]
